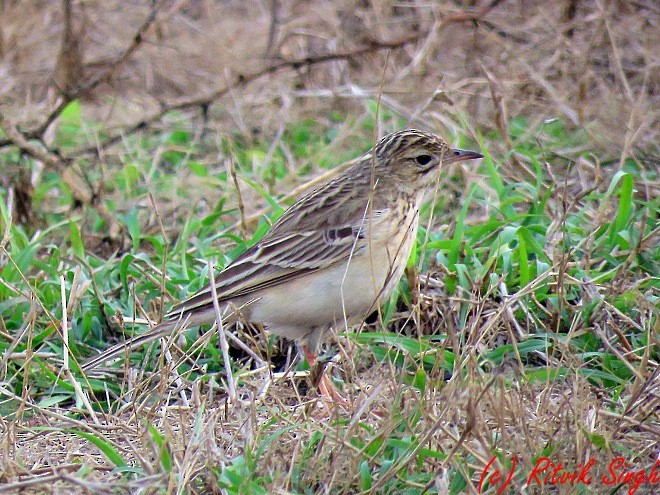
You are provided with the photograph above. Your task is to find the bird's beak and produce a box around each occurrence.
[445,148,484,163]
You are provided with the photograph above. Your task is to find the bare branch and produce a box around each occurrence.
[70,33,426,158]
[0,113,66,171]
[0,2,162,148]
[0,4,494,155]
[64,4,499,158]
[0,112,123,238]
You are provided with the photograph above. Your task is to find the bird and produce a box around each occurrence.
[82,129,483,408]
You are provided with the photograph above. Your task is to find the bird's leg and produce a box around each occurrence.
[301,344,349,412]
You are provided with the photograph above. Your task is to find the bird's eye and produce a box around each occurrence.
[414,155,433,166]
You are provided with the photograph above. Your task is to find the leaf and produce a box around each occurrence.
[148,423,172,472]
[517,227,530,287]
[448,184,478,267]
[60,100,82,126]
[413,368,427,393]
[359,460,372,490]
[69,220,85,259]
[70,430,127,468]
[239,176,284,215]
[612,172,634,241]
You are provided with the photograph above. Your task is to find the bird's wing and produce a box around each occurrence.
[82,220,373,371]
[167,166,382,317]
[166,222,371,317]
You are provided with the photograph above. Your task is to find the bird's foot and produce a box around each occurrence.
[317,373,350,413]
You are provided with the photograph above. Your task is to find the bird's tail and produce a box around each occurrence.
[81,318,185,371]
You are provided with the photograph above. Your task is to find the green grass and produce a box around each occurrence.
[0,104,657,494]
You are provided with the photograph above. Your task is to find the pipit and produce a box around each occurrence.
[83,129,483,408]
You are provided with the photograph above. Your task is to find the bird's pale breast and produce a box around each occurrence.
[246,196,420,342]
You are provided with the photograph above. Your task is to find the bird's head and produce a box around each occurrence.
[370,129,483,192]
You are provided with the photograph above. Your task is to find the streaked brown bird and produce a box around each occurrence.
[83,129,483,407]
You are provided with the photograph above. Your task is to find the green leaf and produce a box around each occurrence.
[239,176,284,215]
[148,423,173,472]
[517,227,530,286]
[359,460,372,490]
[448,184,478,267]
[581,430,609,450]
[413,368,427,393]
[37,395,71,407]
[612,172,634,240]
[60,100,82,126]
[69,220,85,259]
[70,430,127,468]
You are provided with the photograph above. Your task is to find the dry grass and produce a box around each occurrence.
[3,358,657,493]
[2,0,657,151]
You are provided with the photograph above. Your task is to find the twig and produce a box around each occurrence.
[0,2,163,146]
[0,113,66,171]
[226,143,247,237]
[597,0,633,102]
[68,33,429,158]
[208,262,237,401]
[482,65,522,170]
[148,192,169,324]
[61,275,69,373]
[264,0,279,58]
[61,275,100,423]
[162,345,190,407]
